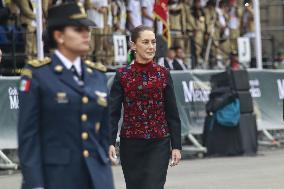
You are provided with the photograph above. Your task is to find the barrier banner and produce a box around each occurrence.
[0,77,19,149]
[248,70,284,131]
[170,71,212,135]
[170,70,284,134]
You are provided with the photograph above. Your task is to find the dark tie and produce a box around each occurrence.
[70,65,84,86]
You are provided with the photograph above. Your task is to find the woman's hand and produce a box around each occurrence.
[170,149,181,167]
[109,145,118,164]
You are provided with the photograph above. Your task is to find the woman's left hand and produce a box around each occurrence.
[170,149,181,167]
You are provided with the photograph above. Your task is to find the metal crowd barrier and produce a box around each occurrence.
[0,76,19,169]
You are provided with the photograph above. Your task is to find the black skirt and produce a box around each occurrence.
[119,137,171,189]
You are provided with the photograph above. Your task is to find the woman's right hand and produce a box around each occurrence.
[109,145,118,164]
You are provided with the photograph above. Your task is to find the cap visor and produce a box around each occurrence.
[78,18,97,28]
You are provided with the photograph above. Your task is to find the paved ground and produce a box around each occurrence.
[1,148,284,189]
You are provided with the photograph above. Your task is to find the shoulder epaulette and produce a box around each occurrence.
[20,68,33,78]
[84,60,107,72]
[27,57,51,68]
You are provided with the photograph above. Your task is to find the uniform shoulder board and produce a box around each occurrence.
[20,68,33,79]
[84,60,107,72]
[27,57,51,68]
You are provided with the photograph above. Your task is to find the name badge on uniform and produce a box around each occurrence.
[56,92,69,104]
[95,91,107,107]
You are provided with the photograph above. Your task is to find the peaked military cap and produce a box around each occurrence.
[47,2,96,28]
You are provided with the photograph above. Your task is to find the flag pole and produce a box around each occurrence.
[34,0,44,60]
[253,0,262,69]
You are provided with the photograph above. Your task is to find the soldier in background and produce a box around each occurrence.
[85,0,108,61]
[217,0,230,67]
[112,0,126,34]
[126,0,142,32]
[168,0,187,50]
[104,0,114,66]
[189,0,206,68]
[204,0,219,66]
[227,0,242,53]
[1,0,19,26]
[15,0,49,61]
[183,0,194,67]
[204,0,231,69]
[241,0,254,38]
[15,0,37,61]
[141,0,155,28]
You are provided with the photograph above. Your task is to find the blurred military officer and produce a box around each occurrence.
[228,0,242,53]
[169,0,187,50]
[15,0,49,60]
[204,0,219,62]
[15,0,36,60]
[189,0,206,68]
[18,2,115,189]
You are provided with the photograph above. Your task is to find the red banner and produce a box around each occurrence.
[154,0,171,47]
[154,0,168,21]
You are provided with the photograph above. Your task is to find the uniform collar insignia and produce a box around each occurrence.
[54,65,63,73]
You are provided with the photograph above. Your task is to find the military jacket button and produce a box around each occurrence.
[82,132,88,140]
[82,96,89,104]
[81,114,88,122]
[83,150,89,157]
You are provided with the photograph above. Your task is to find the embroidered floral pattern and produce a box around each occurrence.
[118,61,170,139]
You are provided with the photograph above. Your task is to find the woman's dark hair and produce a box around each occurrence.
[43,26,65,49]
[130,25,154,43]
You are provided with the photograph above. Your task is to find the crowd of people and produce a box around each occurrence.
[0,0,264,70]
[168,0,255,69]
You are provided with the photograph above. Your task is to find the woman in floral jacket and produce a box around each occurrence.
[109,25,182,189]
